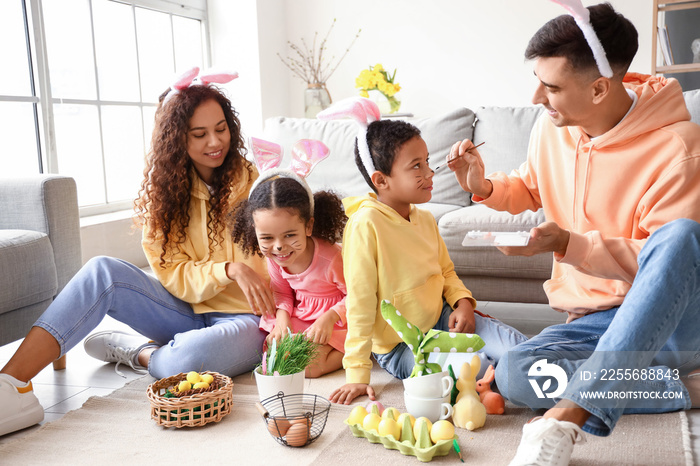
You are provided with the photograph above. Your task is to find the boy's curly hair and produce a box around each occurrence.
[230,176,347,257]
[134,84,252,267]
[354,119,421,193]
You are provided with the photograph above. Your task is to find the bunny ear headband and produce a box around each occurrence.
[317,96,381,175]
[549,0,613,78]
[162,66,239,105]
[248,137,330,213]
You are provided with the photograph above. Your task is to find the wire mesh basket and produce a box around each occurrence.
[255,392,331,447]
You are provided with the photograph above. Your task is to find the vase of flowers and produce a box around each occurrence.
[278,20,361,118]
[254,331,320,401]
[356,63,402,114]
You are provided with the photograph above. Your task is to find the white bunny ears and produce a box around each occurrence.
[317,97,381,175]
[248,137,330,213]
[549,0,613,78]
[162,66,239,105]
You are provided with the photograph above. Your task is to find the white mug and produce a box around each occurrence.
[403,370,454,398]
[403,391,453,423]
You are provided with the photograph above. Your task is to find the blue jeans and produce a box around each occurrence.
[373,301,528,380]
[495,218,700,436]
[34,256,266,379]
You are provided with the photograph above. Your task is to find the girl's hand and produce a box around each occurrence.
[266,324,286,347]
[225,262,275,316]
[449,298,476,334]
[265,310,291,346]
[305,310,339,345]
[329,383,376,405]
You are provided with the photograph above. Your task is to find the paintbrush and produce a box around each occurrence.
[434,141,485,171]
[453,438,464,462]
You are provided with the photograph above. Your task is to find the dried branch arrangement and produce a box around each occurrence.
[277,19,361,84]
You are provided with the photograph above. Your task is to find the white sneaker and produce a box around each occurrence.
[0,374,44,436]
[508,416,586,466]
[83,330,152,377]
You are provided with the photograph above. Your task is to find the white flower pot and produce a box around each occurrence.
[254,367,305,402]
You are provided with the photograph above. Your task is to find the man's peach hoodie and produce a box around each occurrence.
[476,74,700,321]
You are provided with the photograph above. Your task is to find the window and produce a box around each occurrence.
[1,0,208,216]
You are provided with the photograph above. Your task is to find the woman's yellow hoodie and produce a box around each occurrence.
[142,165,268,314]
[341,194,476,384]
[477,74,700,321]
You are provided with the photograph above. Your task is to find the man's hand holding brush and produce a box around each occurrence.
[444,140,492,200]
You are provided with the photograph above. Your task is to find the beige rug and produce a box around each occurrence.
[0,366,692,465]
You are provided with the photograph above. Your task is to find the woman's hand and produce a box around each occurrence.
[225,262,275,316]
[305,310,339,345]
[329,383,376,405]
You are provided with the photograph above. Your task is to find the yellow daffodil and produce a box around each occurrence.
[355,63,401,113]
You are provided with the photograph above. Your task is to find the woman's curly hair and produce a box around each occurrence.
[134,85,253,266]
[230,176,347,257]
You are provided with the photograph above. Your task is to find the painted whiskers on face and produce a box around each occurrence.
[253,208,314,274]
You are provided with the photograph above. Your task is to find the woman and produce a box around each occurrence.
[0,71,274,436]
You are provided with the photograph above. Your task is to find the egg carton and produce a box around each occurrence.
[344,420,455,462]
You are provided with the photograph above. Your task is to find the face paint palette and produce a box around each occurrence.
[461,231,530,247]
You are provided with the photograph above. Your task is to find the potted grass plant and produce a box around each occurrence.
[254,331,319,401]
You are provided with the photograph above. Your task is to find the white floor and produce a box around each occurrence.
[1,302,699,464]
[0,316,143,447]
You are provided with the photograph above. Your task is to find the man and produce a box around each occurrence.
[448,2,700,465]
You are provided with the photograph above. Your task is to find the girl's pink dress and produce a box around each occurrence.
[260,237,347,353]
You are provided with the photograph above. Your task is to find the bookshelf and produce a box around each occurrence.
[652,0,700,75]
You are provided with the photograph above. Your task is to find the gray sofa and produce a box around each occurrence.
[263,88,700,326]
[0,175,82,349]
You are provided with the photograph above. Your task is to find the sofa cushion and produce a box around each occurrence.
[472,106,543,176]
[418,202,461,223]
[263,107,476,207]
[684,89,700,125]
[0,230,58,315]
[438,204,552,280]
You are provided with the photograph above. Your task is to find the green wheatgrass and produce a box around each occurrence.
[263,332,320,376]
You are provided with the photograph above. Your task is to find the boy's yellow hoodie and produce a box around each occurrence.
[342,194,476,384]
[142,165,268,314]
[476,74,700,321]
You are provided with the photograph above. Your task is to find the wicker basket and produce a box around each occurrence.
[147,371,233,428]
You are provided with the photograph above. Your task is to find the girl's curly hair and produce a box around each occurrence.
[134,85,253,266]
[230,176,347,257]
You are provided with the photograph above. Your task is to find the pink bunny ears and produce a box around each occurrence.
[162,66,239,105]
[248,137,330,213]
[549,0,613,78]
[317,97,381,175]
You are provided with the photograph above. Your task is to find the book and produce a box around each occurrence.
[658,25,675,66]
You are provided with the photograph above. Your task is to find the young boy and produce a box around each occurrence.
[329,119,527,405]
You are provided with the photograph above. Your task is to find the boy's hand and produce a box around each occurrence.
[449,298,476,334]
[330,383,376,405]
[305,310,339,345]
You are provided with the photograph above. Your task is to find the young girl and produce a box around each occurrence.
[0,67,274,436]
[230,139,348,378]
